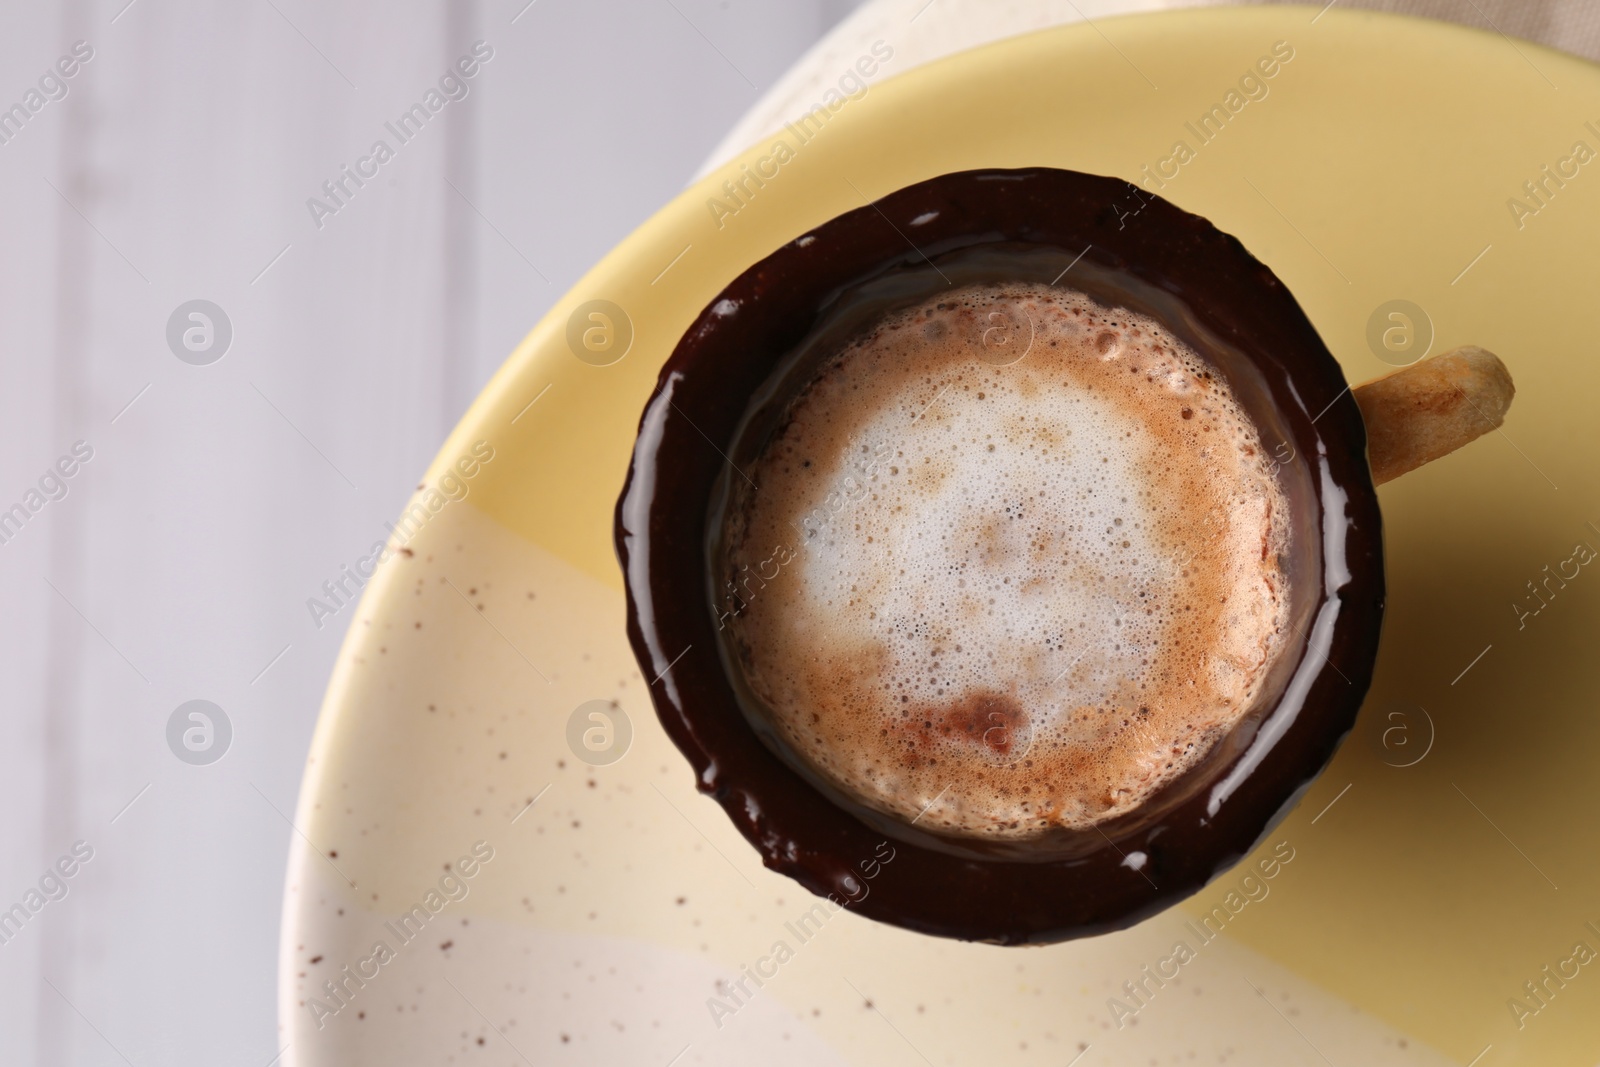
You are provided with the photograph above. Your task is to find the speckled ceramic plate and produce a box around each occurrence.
[278,8,1600,1065]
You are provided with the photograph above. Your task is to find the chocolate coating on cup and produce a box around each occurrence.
[616,168,1384,944]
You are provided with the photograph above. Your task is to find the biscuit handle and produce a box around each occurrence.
[1351,345,1515,486]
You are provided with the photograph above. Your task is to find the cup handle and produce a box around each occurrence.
[1351,346,1516,485]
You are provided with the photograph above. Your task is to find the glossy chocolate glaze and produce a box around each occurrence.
[615,168,1383,944]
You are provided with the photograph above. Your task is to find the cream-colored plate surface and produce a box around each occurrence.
[280,8,1600,1064]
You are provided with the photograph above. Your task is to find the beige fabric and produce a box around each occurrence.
[700,0,1600,175]
[1247,0,1600,61]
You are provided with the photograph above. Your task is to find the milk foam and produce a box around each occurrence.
[719,283,1290,838]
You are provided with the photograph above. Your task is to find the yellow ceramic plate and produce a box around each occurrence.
[278,8,1600,1065]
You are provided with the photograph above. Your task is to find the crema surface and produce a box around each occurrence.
[719,283,1290,838]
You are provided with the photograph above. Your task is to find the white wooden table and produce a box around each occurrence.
[0,3,862,1063]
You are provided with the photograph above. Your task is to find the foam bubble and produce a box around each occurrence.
[719,283,1290,838]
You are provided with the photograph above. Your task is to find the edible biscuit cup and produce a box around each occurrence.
[616,168,1383,945]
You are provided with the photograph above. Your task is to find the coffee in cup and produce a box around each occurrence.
[717,281,1293,840]
[619,167,1508,942]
